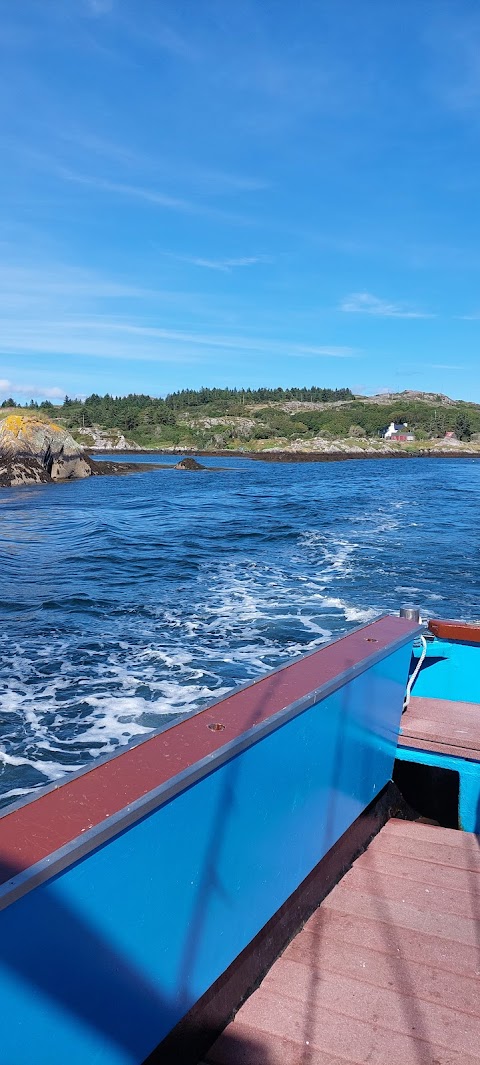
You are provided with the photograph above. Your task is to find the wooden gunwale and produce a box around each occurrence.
[428,618,480,644]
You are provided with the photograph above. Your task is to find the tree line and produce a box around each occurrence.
[2,388,478,440]
[1,386,353,433]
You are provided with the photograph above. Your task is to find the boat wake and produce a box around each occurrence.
[1,455,478,806]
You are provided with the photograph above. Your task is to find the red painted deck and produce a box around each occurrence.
[203,819,480,1065]
[399,696,480,762]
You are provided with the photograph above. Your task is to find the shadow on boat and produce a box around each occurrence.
[0,664,291,1064]
[0,849,179,1061]
[1,644,462,1065]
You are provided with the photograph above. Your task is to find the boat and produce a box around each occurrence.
[0,612,478,1064]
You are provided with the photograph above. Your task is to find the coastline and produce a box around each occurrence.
[88,447,480,464]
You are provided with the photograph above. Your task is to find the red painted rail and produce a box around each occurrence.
[428,618,480,644]
[0,615,418,887]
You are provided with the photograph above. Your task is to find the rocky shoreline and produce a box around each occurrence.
[88,446,480,463]
[2,416,478,488]
[0,416,172,487]
[91,458,169,476]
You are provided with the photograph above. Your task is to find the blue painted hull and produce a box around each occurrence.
[0,618,417,1065]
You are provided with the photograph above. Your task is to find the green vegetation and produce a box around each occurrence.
[289,400,480,441]
[2,387,480,448]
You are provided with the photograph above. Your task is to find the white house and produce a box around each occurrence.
[382,421,415,441]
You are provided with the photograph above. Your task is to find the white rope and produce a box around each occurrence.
[403,634,427,711]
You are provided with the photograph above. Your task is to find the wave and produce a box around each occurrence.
[1,456,479,807]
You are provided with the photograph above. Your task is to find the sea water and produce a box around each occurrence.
[0,454,479,808]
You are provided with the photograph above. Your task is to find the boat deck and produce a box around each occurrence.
[202,818,480,1065]
[399,695,480,762]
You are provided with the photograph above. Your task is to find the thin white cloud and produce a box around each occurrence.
[340,292,434,319]
[427,13,480,113]
[0,317,356,363]
[0,257,356,378]
[0,378,64,399]
[427,363,466,371]
[169,253,272,272]
[0,261,222,322]
[60,169,193,211]
[74,320,356,358]
[151,24,202,62]
[0,263,156,301]
[85,0,114,16]
[47,132,269,195]
[56,168,253,225]
[112,8,203,63]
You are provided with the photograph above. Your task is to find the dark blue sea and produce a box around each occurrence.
[1,454,479,809]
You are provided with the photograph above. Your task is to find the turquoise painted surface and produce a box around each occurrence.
[405,635,480,832]
[0,641,412,1065]
[411,637,480,704]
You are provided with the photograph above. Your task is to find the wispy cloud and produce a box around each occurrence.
[147,23,202,63]
[59,169,195,211]
[74,320,356,358]
[427,363,466,371]
[0,378,64,399]
[56,167,253,225]
[0,316,356,364]
[0,257,251,326]
[84,0,114,16]
[28,133,269,197]
[0,263,157,302]
[426,12,480,113]
[340,292,434,319]
[112,7,203,62]
[167,253,272,273]
[0,255,357,377]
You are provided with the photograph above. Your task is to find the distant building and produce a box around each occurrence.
[382,421,415,442]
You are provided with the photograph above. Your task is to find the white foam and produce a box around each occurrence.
[0,529,388,800]
[318,597,378,623]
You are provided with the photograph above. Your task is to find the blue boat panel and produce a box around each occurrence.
[0,642,412,1065]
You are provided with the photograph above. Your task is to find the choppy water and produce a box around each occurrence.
[0,454,479,809]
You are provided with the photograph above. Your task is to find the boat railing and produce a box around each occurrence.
[0,614,421,1065]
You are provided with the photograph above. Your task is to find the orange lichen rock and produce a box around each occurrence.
[2,414,63,440]
[0,415,93,487]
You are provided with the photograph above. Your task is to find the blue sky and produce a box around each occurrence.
[1,0,480,402]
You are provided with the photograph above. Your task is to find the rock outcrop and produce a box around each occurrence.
[75,426,142,450]
[173,457,206,470]
[0,415,94,487]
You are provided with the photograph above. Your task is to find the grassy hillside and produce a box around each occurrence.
[2,388,480,450]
